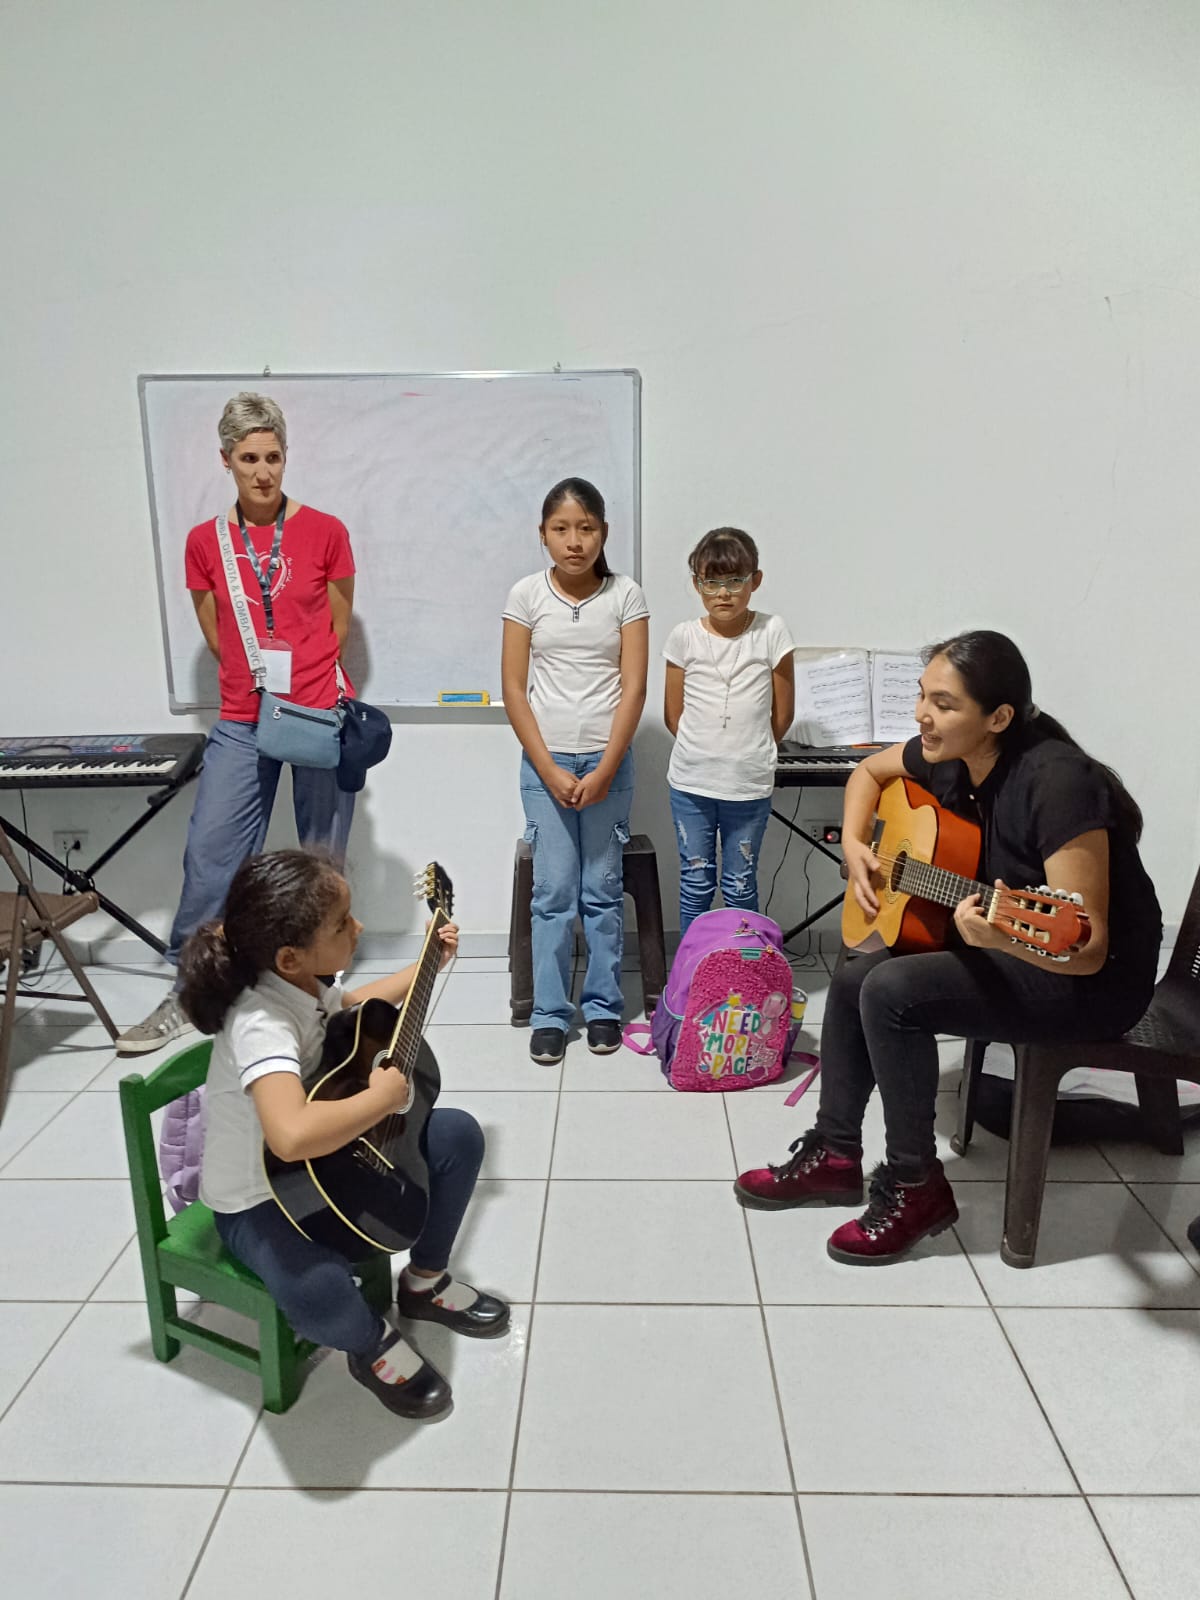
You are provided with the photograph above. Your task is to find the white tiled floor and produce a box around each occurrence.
[3,953,1200,1598]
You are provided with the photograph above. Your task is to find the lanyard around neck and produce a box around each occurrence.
[236,498,287,638]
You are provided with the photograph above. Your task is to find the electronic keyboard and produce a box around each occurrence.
[774,742,886,787]
[0,735,205,790]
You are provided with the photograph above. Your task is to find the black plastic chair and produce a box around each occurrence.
[953,864,1200,1267]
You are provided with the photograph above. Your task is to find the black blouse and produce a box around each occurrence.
[901,733,1161,987]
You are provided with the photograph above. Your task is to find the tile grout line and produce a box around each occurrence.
[0,1299,90,1432]
[1123,1181,1200,1281]
[176,1399,266,1600]
[490,944,576,1600]
[720,1091,821,1600]
[952,1221,1137,1599]
[0,1070,96,1176]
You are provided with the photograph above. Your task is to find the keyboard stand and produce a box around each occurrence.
[0,765,201,957]
[770,802,845,946]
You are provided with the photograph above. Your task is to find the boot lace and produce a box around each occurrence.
[768,1128,826,1181]
[859,1164,907,1238]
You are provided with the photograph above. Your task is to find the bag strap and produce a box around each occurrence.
[621,1022,656,1056]
[216,513,266,690]
[784,1054,821,1107]
[217,514,349,704]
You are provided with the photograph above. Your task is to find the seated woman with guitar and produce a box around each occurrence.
[180,849,509,1422]
[735,630,1162,1265]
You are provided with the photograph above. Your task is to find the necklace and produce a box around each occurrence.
[704,613,753,730]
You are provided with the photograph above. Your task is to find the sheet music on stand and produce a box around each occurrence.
[791,647,923,745]
[870,651,924,743]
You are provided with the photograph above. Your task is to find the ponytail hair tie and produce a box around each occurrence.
[1028,704,1040,719]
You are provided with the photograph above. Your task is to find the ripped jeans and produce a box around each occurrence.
[520,749,634,1031]
[668,786,773,934]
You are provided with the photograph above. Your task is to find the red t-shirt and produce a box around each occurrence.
[185,505,356,722]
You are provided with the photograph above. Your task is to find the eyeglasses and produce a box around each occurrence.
[696,573,753,595]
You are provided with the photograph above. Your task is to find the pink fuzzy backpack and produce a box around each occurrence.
[625,910,797,1092]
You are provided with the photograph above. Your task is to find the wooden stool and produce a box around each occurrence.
[509,833,667,1023]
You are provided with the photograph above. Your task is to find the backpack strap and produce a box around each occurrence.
[622,1022,656,1056]
[784,1054,821,1106]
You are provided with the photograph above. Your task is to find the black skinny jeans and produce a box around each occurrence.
[815,946,1153,1182]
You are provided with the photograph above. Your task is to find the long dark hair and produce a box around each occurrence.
[178,849,344,1035]
[925,630,1144,841]
[688,526,760,580]
[541,477,612,579]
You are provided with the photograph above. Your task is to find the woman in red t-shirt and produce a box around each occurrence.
[118,391,358,1056]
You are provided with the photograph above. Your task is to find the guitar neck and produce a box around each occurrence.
[897,857,994,915]
[386,908,449,1073]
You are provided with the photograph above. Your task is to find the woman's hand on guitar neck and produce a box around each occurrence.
[955,881,1019,953]
[844,837,882,916]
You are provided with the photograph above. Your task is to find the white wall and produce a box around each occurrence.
[4,0,1199,952]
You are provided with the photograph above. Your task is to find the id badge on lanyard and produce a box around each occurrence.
[238,500,291,691]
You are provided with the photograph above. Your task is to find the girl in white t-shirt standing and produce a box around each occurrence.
[502,478,650,1065]
[663,527,795,932]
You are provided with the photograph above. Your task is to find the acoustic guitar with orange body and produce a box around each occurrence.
[841,777,1091,961]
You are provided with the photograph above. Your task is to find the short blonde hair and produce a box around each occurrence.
[218,392,287,455]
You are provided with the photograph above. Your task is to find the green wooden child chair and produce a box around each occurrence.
[119,1038,392,1413]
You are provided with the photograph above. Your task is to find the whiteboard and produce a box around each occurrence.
[139,370,641,709]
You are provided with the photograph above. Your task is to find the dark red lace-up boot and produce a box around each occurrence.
[734,1128,864,1211]
[826,1160,958,1265]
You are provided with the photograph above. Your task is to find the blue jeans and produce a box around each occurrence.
[520,749,633,1031]
[213,1107,484,1358]
[668,786,773,933]
[166,719,356,970]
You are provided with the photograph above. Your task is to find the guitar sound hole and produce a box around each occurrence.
[887,851,907,893]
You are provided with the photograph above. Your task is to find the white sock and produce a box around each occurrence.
[365,1324,424,1385]
[402,1267,480,1311]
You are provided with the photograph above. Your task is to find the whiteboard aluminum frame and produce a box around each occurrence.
[137,368,643,712]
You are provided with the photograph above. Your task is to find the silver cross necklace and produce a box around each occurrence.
[705,612,754,730]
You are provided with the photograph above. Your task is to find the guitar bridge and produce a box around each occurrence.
[353,1137,395,1172]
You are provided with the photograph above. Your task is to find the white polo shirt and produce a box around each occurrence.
[199,970,344,1215]
[503,570,650,753]
[663,612,796,801]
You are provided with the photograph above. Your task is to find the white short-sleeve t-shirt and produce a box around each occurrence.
[199,970,344,1214]
[503,570,650,753]
[663,612,796,801]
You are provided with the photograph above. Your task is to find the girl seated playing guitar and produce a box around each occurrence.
[735,630,1162,1265]
[179,849,509,1421]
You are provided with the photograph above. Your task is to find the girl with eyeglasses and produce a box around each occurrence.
[663,528,796,932]
[502,479,650,1065]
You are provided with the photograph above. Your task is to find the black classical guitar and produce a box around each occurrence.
[263,863,453,1256]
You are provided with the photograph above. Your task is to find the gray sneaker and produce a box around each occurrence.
[117,994,190,1056]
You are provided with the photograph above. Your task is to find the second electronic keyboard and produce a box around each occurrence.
[0,733,206,955]
[774,741,886,787]
[0,735,205,790]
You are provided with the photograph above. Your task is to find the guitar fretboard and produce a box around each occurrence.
[895,856,995,915]
[387,908,449,1073]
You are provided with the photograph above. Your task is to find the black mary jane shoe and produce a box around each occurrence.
[346,1328,453,1420]
[396,1272,512,1339]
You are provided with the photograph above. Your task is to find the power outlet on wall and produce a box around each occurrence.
[53,830,88,858]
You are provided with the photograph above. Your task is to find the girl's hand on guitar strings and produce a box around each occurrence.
[434,921,459,969]
[369,1063,414,1114]
[844,837,882,915]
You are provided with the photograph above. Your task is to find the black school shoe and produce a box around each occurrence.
[396,1272,512,1338]
[586,1018,623,1054]
[346,1327,452,1420]
[530,1026,566,1064]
